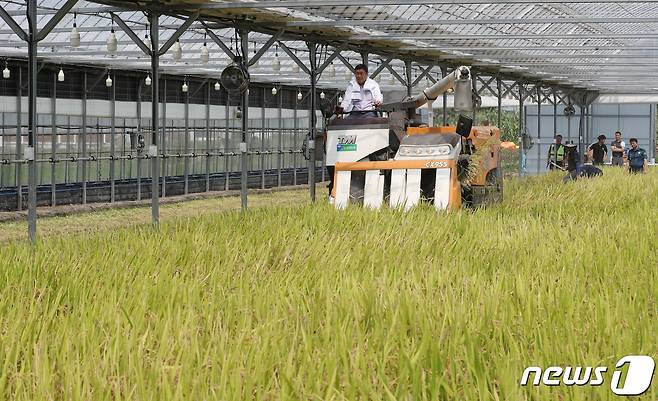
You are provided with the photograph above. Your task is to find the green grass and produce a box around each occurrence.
[0,168,656,400]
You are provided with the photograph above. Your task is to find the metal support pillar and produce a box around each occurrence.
[578,104,586,161]
[110,71,116,202]
[293,96,298,185]
[496,77,502,128]
[1,113,4,188]
[405,60,413,97]
[567,96,572,144]
[239,29,249,210]
[27,0,37,241]
[184,83,189,195]
[441,67,448,126]
[51,71,57,206]
[161,79,167,198]
[308,42,317,202]
[553,92,558,138]
[224,96,229,191]
[205,83,211,192]
[471,72,477,122]
[121,117,126,181]
[16,69,22,210]
[136,80,142,201]
[149,12,160,226]
[261,87,265,190]
[277,87,282,187]
[518,83,525,177]
[537,86,541,173]
[82,73,87,204]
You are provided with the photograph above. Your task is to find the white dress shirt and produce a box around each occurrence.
[340,77,383,112]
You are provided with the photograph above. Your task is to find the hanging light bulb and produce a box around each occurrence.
[328,62,335,77]
[201,34,209,64]
[292,49,299,73]
[273,45,280,72]
[251,41,258,68]
[200,44,209,64]
[214,81,220,91]
[70,13,80,48]
[320,91,325,99]
[235,106,242,119]
[172,39,182,61]
[145,74,151,86]
[338,95,343,103]
[144,25,151,50]
[389,73,396,85]
[271,86,277,95]
[58,68,65,82]
[297,90,303,101]
[3,61,10,79]
[105,73,113,87]
[107,20,118,54]
[182,80,188,93]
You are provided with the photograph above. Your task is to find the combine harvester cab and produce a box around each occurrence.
[331,123,502,211]
[328,66,502,212]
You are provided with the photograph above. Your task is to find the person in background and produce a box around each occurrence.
[337,64,383,119]
[587,134,608,165]
[610,131,625,166]
[563,143,603,182]
[546,134,566,170]
[626,138,648,174]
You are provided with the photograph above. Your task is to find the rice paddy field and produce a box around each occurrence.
[0,167,656,401]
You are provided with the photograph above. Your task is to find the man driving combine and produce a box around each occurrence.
[338,64,383,118]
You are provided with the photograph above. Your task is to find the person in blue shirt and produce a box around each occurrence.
[626,138,648,174]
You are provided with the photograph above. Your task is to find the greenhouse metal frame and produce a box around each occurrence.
[1,0,656,241]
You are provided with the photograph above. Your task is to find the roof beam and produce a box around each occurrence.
[111,12,151,56]
[317,47,344,75]
[0,4,27,41]
[285,17,658,27]
[5,6,121,16]
[410,46,658,51]
[369,57,393,79]
[35,0,79,42]
[162,0,658,9]
[158,11,199,56]
[248,30,282,67]
[278,42,310,75]
[468,54,658,59]
[373,33,658,40]
[204,27,236,60]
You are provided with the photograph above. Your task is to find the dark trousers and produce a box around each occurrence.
[612,156,624,166]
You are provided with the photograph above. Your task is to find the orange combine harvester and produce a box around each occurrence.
[325,67,502,211]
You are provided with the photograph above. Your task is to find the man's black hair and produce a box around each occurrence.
[630,137,638,143]
[555,134,563,139]
[597,134,606,141]
[354,63,368,73]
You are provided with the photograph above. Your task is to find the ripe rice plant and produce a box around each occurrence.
[0,168,656,401]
